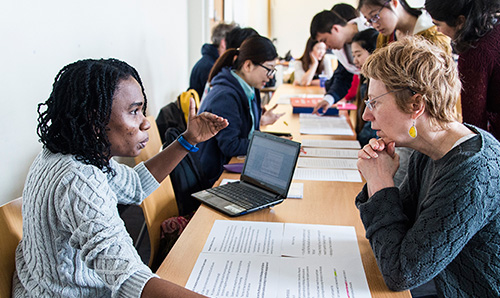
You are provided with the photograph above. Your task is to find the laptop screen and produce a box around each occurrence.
[241,132,300,196]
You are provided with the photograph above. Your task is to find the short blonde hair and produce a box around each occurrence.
[362,36,460,128]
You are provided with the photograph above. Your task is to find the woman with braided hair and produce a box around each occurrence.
[13,58,227,297]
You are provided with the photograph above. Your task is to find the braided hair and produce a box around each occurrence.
[37,58,147,173]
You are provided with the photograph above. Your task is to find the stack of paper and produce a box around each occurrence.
[186,220,372,298]
[294,138,362,182]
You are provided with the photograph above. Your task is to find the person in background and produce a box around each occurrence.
[189,22,237,99]
[426,0,500,141]
[359,0,451,189]
[225,27,259,50]
[198,36,284,186]
[356,36,500,297]
[293,37,334,86]
[310,4,370,114]
[358,0,450,52]
[200,27,260,100]
[351,28,379,146]
[13,58,228,298]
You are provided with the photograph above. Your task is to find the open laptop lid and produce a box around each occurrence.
[240,131,301,198]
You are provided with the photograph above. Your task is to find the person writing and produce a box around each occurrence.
[425,0,500,141]
[356,36,500,297]
[197,35,284,186]
[293,37,333,86]
[13,58,228,298]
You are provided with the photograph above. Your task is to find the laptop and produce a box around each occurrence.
[192,131,301,216]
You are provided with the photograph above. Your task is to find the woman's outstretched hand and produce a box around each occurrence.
[183,97,229,144]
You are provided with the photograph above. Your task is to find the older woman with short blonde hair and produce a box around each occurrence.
[356,36,500,297]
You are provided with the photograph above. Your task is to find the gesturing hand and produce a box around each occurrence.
[182,98,229,144]
[260,104,285,126]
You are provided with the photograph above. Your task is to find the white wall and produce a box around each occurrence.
[270,0,358,58]
[0,0,193,205]
[0,0,357,206]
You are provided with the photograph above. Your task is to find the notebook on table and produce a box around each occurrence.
[192,131,301,217]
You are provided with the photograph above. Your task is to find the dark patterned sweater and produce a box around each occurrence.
[356,126,500,297]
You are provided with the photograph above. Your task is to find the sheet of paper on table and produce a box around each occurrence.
[185,220,372,298]
[293,168,362,182]
[299,114,354,136]
[297,157,358,169]
[301,148,359,159]
[301,139,361,149]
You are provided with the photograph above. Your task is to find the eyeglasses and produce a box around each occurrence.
[364,89,399,111]
[257,63,277,77]
[364,0,390,27]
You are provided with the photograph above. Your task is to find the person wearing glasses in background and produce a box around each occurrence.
[197,35,284,186]
[356,36,500,298]
[358,0,451,189]
[310,3,370,115]
[425,0,500,142]
[358,0,450,52]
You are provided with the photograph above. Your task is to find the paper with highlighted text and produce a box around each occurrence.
[185,220,371,298]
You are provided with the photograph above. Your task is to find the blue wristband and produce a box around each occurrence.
[177,135,199,152]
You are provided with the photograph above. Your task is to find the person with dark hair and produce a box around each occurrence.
[293,37,334,86]
[357,36,500,297]
[225,27,259,50]
[426,0,500,141]
[189,22,237,99]
[198,35,284,186]
[330,3,359,20]
[309,4,370,114]
[358,0,450,51]
[351,28,379,146]
[13,58,228,297]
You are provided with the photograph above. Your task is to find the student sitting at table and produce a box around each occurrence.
[13,58,228,298]
[200,27,259,100]
[356,36,500,297]
[350,28,379,146]
[197,35,284,186]
[309,4,370,115]
[293,37,334,86]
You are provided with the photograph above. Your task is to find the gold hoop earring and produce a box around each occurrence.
[408,119,417,138]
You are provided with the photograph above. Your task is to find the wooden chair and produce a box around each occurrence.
[132,115,179,268]
[140,177,178,269]
[0,197,23,298]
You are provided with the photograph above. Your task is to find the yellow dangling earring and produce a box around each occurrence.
[408,119,417,138]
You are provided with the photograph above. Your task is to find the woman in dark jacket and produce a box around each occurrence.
[198,35,283,185]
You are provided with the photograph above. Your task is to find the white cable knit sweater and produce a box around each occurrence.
[13,148,160,297]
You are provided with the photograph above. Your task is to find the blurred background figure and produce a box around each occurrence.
[189,22,237,99]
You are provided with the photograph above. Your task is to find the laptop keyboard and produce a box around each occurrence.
[206,183,277,209]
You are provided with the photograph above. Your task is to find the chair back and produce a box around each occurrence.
[164,127,209,216]
[134,115,163,165]
[0,197,23,298]
[140,177,178,268]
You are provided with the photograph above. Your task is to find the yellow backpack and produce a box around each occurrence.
[178,89,200,124]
